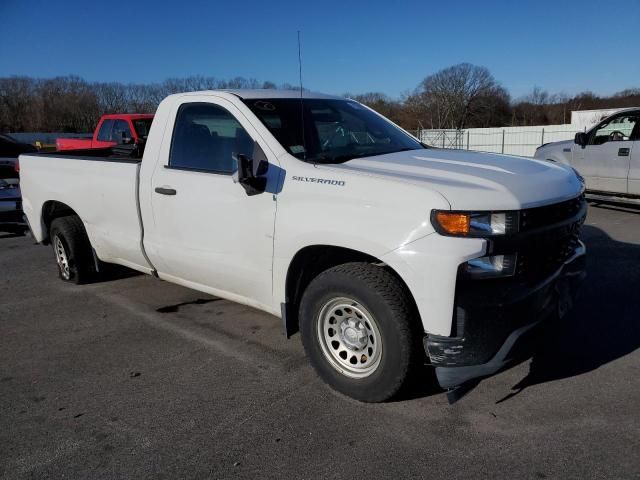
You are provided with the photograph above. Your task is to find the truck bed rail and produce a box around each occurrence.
[38,143,144,163]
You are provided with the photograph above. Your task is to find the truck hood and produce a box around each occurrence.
[542,139,574,149]
[329,148,583,210]
[534,139,574,158]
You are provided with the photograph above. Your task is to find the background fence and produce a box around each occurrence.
[418,125,582,157]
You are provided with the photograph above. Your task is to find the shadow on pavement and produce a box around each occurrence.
[0,230,27,239]
[587,198,640,214]
[394,363,444,401]
[97,263,143,282]
[156,298,221,313]
[497,225,640,403]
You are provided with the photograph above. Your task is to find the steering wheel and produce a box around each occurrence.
[322,125,350,150]
[608,130,626,141]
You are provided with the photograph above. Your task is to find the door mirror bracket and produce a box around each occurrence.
[232,143,269,196]
[574,132,588,148]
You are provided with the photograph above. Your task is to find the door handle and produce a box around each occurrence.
[155,186,177,195]
[618,148,630,157]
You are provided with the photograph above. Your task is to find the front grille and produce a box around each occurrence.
[492,195,586,285]
[519,194,585,232]
[516,228,582,284]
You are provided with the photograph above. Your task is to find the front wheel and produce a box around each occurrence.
[299,262,419,402]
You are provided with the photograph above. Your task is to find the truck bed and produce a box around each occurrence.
[19,149,151,273]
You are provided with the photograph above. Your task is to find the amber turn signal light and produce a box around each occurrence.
[434,212,470,235]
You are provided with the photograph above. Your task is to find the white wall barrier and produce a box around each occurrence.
[419,125,578,157]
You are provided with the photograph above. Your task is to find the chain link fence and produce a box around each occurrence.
[415,126,581,157]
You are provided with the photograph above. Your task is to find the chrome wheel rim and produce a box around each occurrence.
[53,235,70,280]
[317,297,382,378]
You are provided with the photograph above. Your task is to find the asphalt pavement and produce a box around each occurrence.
[1,202,639,479]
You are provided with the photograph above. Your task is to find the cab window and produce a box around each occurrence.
[96,120,114,141]
[169,103,254,173]
[112,120,132,144]
[590,114,639,145]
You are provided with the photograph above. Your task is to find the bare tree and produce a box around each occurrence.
[40,76,100,132]
[127,83,163,113]
[0,76,42,132]
[1,71,639,134]
[509,87,640,127]
[343,92,404,125]
[95,82,129,114]
[0,75,301,132]
[409,63,508,129]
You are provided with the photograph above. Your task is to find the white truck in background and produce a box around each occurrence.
[19,90,587,402]
[534,108,640,197]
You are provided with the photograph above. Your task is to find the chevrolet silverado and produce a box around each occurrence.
[19,90,587,402]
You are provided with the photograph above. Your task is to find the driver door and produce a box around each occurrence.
[575,113,637,193]
[143,96,278,311]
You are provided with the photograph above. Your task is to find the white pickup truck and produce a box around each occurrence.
[534,108,640,197]
[20,90,587,402]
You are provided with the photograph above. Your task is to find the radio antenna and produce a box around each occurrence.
[297,30,307,160]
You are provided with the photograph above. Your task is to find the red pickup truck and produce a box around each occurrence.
[56,114,154,151]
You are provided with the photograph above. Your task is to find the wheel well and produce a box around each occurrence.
[283,245,421,336]
[41,201,78,244]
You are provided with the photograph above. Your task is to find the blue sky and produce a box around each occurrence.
[1,0,639,99]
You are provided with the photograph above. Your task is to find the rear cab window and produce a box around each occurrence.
[132,118,153,138]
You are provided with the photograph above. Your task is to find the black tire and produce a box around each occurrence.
[49,216,98,284]
[299,262,419,402]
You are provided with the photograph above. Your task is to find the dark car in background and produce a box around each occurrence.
[0,134,37,234]
[0,178,23,232]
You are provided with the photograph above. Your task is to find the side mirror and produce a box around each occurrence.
[574,132,588,147]
[232,142,269,196]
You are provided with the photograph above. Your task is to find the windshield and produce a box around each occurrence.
[242,98,423,163]
[132,118,153,138]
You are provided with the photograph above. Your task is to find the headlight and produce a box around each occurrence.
[463,254,517,279]
[431,210,519,237]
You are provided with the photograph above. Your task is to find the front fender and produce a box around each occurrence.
[381,233,487,336]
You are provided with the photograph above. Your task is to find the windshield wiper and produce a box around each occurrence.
[310,153,365,164]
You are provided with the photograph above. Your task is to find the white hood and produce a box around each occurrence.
[540,139,574,149]
[534,139,574,159]
[330,148,583,211]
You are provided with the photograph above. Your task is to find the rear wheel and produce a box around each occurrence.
[49,216,98,284]
[299,262,419,402]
